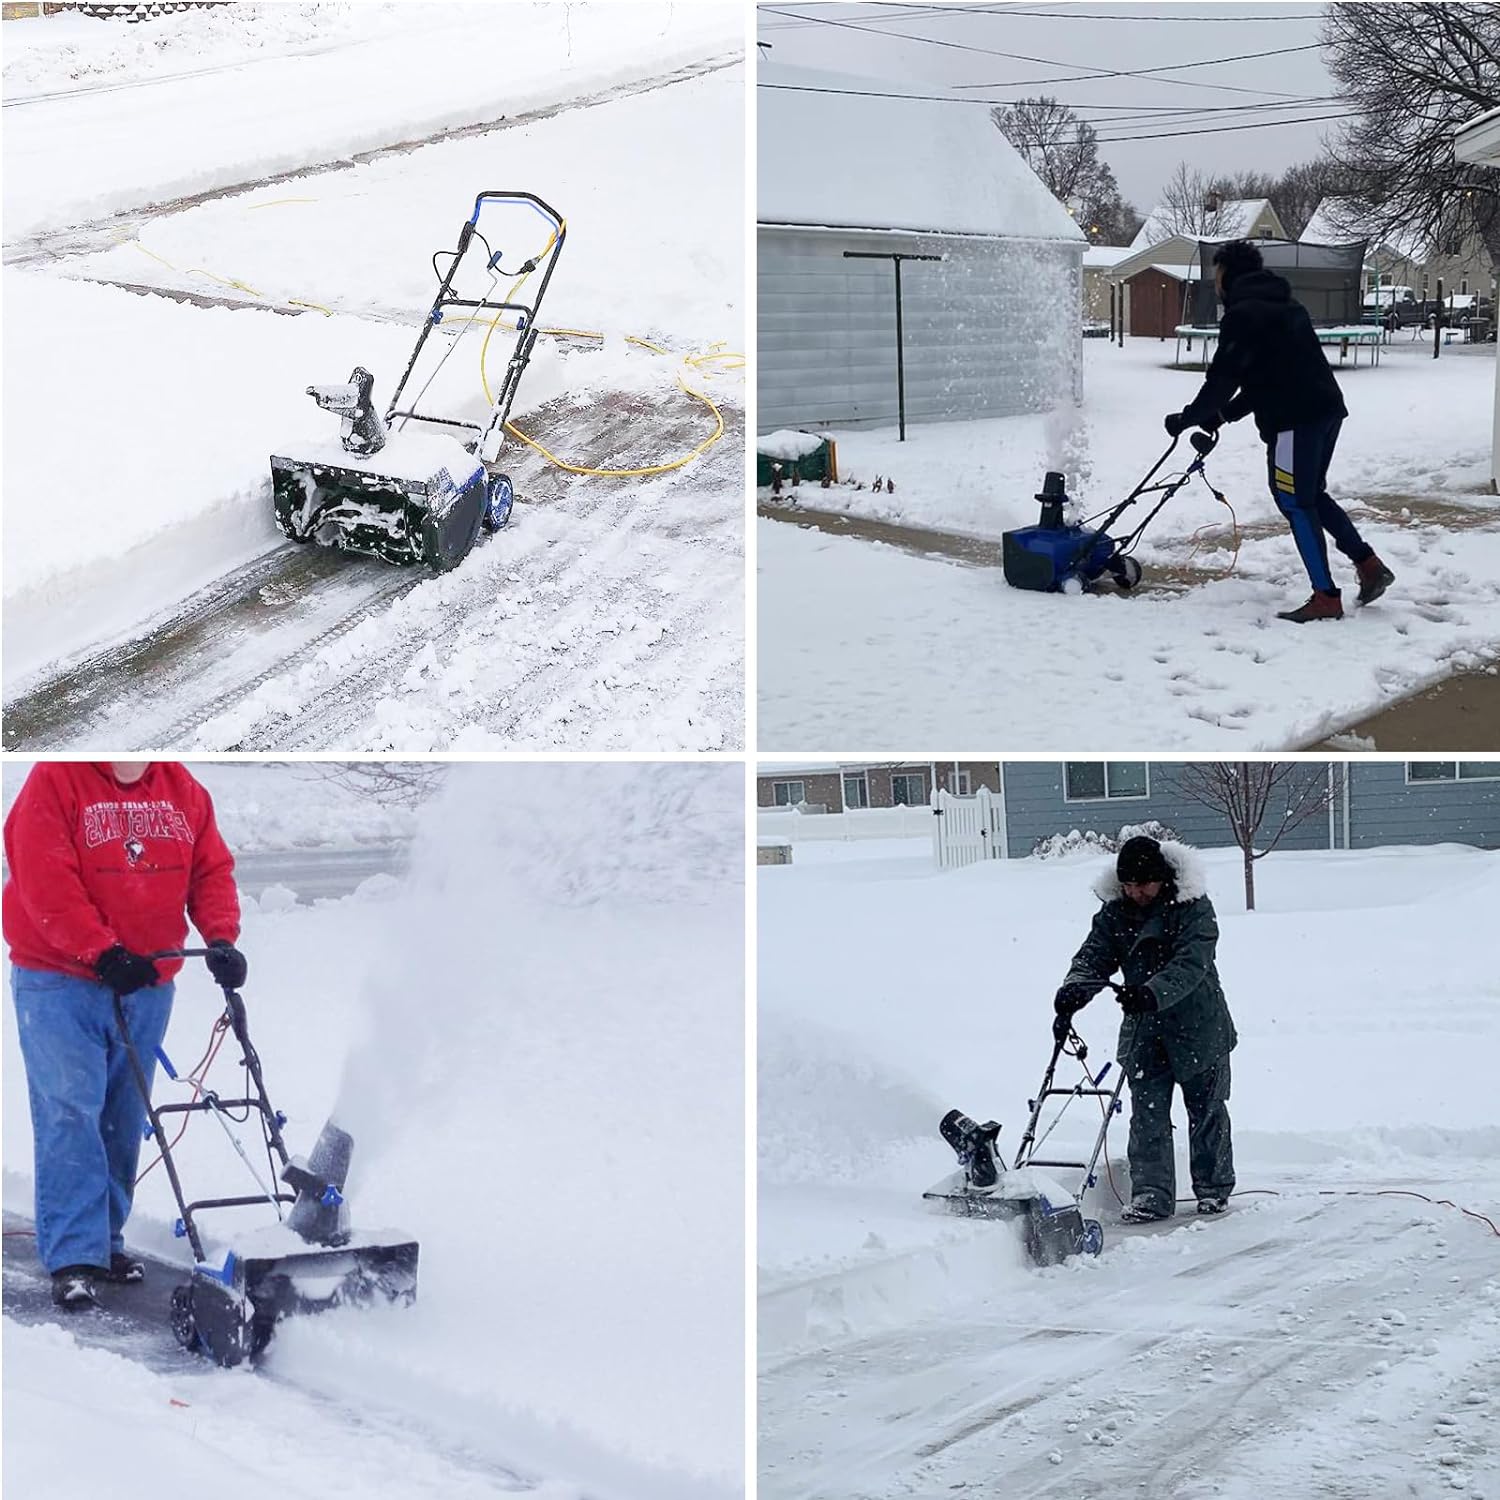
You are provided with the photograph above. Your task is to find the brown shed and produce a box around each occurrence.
[1124,265,1196,339]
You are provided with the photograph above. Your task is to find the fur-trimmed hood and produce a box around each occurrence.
[1092,839,1208,905]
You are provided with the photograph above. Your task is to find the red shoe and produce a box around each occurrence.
[1277,589,1344,623]
[1356,555,1394,606]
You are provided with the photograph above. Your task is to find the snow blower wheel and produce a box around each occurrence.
[482,472,515,532]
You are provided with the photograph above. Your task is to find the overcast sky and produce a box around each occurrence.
[756,1,1341,213]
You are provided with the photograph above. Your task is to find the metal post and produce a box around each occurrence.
[1435,277,1444,359]
[843,250,942,442]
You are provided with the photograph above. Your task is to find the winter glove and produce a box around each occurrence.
[1163,410,1190,438]
[94,945,160,996]
[1054,981,1098,1015]
[1117,984,1159,1016]
[204,940,248,990]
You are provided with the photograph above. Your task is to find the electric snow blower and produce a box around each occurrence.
[1002,427,1222,593]
[270,190,566,571]
[118,949,418,1368]
[923,1001,1126,1266]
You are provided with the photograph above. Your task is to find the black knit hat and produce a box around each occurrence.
[1117,835,1171,885]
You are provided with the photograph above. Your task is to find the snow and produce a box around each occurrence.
[759,334,1500,749]
[758,429,830,462]
[3,4,744,751]
[3,2,742,238]
[3,761,745,1497]
[758,62,1085,243]
[758,839,1500,1497]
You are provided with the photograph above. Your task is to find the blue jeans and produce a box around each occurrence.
[1266,417,1374,594]
[11,966,174,1273]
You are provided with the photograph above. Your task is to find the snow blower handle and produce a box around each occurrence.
[1189,427,1219,457]
[147,948,243,998]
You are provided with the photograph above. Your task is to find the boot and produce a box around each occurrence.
[1276,588,1343,623]
[1119,1197,1173,1224]
[1196,1197,1230,1216]
[100,1252,144,1285]
[1356,555,1395,606]
[50,1266,104,1310]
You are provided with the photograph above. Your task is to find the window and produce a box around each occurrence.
[954,770,972,796]
[891,772,926,806]
[843,774,870,810]
[1065,762,1150,801]
[771,780,806,806]
[1407,763,1500,783]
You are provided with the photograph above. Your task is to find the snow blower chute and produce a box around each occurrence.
[117,949,418,1368]
[923,1000,1126,1266]
[1002,427,1222,592]
[270,190,566,570]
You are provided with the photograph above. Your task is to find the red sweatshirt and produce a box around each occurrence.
[4,762,241,983]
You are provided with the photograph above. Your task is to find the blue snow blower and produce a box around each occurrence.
[1002,428,1222,593]
[116,949,418,1368]
[923,997,1127,1266]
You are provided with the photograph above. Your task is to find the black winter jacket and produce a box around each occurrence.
[1180,269,1348,442]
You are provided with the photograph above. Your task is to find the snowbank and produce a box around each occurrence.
[3,763,745,1495]
[4,2,742,237]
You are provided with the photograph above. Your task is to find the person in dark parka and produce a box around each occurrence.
[1165,239,1395,625]
[1052,835,1237,1222]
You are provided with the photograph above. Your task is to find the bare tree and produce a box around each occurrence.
[993,96,1134,242]
[292,763,449,808]
[1168,762,1343,911]
[1154,161,1219,240]
[1322,3,1500,264]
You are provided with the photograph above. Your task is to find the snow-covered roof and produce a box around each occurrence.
[1454,104,1500,165]
[1147,263,1206,281]
[758,63,1086,242]
[1300,196,1425,261]
[1129,197,1277,252]
[1082,245,1133,269]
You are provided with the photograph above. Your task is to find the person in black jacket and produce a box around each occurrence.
[1165,240,1395,624]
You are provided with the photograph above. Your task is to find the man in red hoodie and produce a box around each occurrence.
[4,762,246,1311]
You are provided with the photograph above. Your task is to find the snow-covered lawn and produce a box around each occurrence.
[759,335,1500,748]
[3,763,745,1497]
[758,837,1500,1497]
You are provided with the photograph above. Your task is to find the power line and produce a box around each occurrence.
[759,80,1363,145]
[758,3,1328,29]
[757,5,1321,100]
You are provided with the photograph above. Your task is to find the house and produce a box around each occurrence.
[1103,198,1286,336]
[757,62,1087,433]
[758,761,1000,812]
[1453,106,1500,489]
[757,760,1500,852]
[1081,244,1133,323]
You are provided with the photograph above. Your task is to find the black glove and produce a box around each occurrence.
[1117,984,1159,1015]
[204,940,248,990]
[95,945,160,996]
[1054,981,1098,1016]
[1164,410,1190,438]
[1052,1010,1076,1044]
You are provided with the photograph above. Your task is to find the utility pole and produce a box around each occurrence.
[843,249,943,441]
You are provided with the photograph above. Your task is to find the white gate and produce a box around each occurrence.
[932,787,1005,869]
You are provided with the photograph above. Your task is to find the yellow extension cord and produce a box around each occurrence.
[116,205,740,479]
